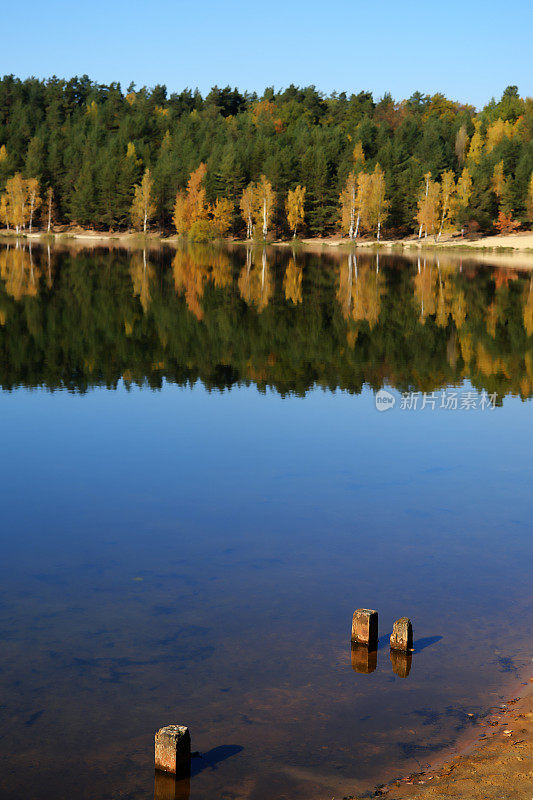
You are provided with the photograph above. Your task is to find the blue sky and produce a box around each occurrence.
[2,0,531,108]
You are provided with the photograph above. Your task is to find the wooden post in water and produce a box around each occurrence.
[155,725,191,775]
[351,608,378,648]
[390,617,413,652]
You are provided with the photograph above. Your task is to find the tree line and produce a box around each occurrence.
[0,76,532,238]
[1,241,532,399]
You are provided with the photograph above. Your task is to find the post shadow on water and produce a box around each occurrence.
[154,746,244,800]
[413,636,443,653]
[191,745,244,776]
[377,633,443,654]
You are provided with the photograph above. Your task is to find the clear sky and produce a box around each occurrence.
[2,0,531,109]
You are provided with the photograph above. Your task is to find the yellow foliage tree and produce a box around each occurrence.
[186,163,209,226]
[26,178,41,234]
[454,167,473,228]
[486,118,517,152]
[211,197,234,237]
[285,185,306,237]
[438,170,456,239]
[4,173,30,233]
[455,125,468,165]
[416,172,440,239]
[467,120,483,164]
[172,192,189,235]
[254,175,276,239]
[131,168,156,233]
[492,160,507,200]
[172,163,210,236]
[0,194,9,229]
[367,164,389,240]
[340,171,357,239]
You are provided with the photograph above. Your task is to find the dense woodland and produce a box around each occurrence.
[1,242,532,399]
[0,76,532,239]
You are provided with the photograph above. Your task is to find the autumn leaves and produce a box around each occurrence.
[0,175,53,235]
[415,169,473,241]
[131,164,301,242]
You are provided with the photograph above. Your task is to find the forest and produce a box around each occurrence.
[0,76,532,239]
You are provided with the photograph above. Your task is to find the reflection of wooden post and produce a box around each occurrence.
[351,609,378,647]
[390,617,413,652]
[351,644,377,674]
[390,650,412,678]
[154,770,190,800]
[155,726,191,775]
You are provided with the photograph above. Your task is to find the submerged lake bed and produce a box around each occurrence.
[0,242,532,800]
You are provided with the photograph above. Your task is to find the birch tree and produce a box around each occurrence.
[416,172,439,239]
[254,175,275,239]
[131,168,156,233]
[5,173,29,233]
[0,193,9,230]
[45,187,54,233]
[367,164,389,240]
[285,185,306,238]
[340,171,357,239]
[340,144,366,240]
[240,183,255,239]
[355,172,371,238]
[26,178,41,233]
[454,167,472,229]
[438,170,456,239]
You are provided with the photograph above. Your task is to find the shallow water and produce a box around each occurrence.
[0,242,531,799]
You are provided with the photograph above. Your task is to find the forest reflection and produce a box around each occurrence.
[0,240,532,399]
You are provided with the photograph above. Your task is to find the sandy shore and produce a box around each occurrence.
[299,231,533,252]
[349,676,533,800]
[2,229,533,252]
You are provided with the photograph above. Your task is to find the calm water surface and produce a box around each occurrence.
[0,242,531,800]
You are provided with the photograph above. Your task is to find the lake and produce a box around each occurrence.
[0,240,531,800]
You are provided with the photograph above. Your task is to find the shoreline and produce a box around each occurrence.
[3,228,533,270]
[357,668,533,800]
[2,228,533,254]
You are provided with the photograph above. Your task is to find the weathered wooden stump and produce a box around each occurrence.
[351,608,378,647]
[390,649,412,678]
[390,617,413,652]
[155,725,191,775]
[351,643,377,674]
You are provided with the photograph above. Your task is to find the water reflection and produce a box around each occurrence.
[154,771,190,800]
[351,645,378,674]
[0,241,532,398]
[390,650,413,679]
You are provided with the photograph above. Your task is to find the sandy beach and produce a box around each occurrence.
[350,677,533,800]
